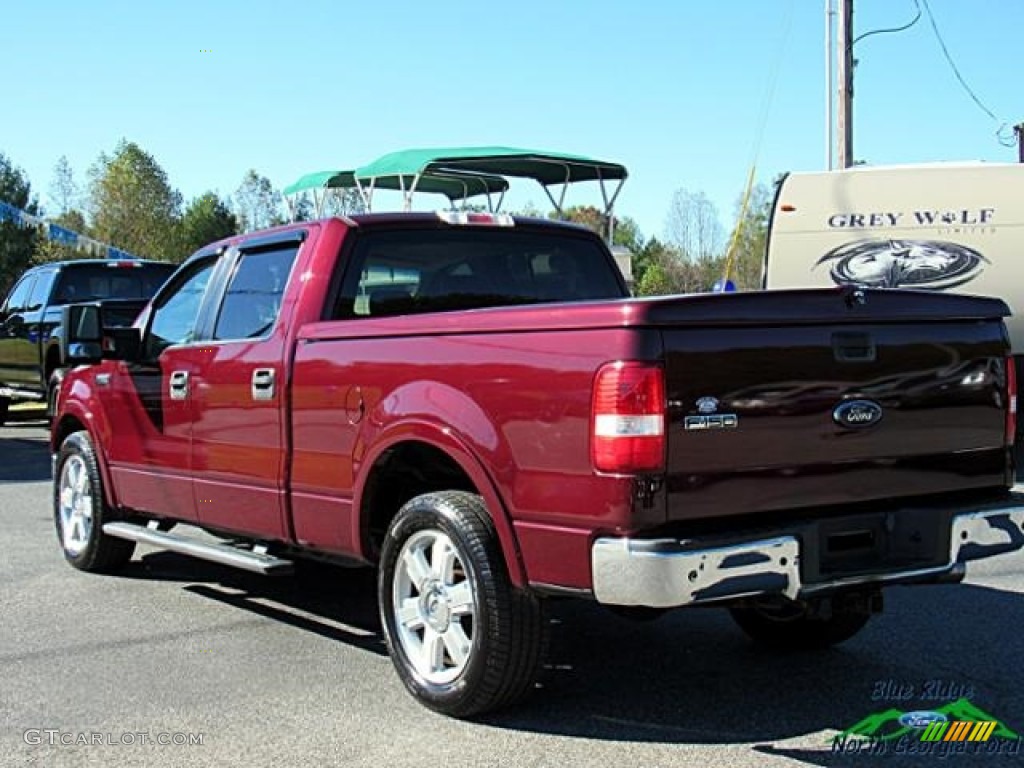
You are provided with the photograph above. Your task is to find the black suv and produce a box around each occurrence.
[0,259,176,424]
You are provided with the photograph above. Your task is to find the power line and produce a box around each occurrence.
[917,0,1014,146]
[852,1,921,46]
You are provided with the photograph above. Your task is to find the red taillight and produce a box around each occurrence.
[1007,356,1017,447]
[591,362,665,473]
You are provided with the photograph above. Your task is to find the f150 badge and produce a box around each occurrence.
[685,396,738,431]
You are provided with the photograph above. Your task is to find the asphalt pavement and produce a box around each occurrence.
[2,412,1023,767]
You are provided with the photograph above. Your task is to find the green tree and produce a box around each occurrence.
[636,262,674,296]
[664,188,724,263]
[323,188,367,217]
[632,237,668,288]
[721,181,775,291]
[558,204,605,233]
[553,205,642,251]
[49,155,80,217]
[32,209,90,265]
[54,209,87,234]
[234,170,283,232]
[0,153,40,294]
[176,192,238,259]
[611,214,643,253]
[288,192,315,222]
[633,238,707,296]
[88,140,182,260]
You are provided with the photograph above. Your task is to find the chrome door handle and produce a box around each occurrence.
[169,370,189,400]
[251,368,275,401]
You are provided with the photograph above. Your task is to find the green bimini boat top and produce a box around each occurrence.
[354,146,628,187]
[283,168,509,203]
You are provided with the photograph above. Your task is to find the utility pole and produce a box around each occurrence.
[836,0,854,168]
[826,0,836,169]
[1016,123,1024,164]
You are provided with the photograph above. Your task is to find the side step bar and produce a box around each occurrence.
[103,522,294,575]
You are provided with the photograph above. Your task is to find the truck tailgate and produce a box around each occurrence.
[657,288,1012,524]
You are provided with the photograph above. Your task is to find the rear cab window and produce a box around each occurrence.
[331,226,625,319]
[52,262,176,303]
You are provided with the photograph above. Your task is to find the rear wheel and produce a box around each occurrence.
[54,430,135,573]
[0,396,8,426]
[378,491,547,717]
[729,594,873,650]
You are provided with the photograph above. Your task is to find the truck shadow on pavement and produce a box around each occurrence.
[122,545,1023,759]
[0,421,52,483]
[485,582,1024,759]
[123,553,386,657]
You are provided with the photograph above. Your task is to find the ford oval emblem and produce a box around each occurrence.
[833,399,883,429]
[898,711,948,729]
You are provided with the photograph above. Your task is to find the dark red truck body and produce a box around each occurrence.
[51,213,1024,716]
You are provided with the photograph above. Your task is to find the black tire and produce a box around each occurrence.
[378,491,547,718]
[729,595,871,650]
[46,368,66,423]
[53,430,135,573]
[0,396,8,427]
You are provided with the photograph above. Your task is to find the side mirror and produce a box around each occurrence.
[61,303,144,364]
[61,304,104,365]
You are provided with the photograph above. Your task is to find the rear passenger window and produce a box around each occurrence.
[333,228,623,319]
[212,246,299,340]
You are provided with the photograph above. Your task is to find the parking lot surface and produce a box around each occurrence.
[3,414,1023,767]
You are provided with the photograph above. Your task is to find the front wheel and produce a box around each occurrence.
[0,396,8,426]
[729,594,873,650]
[54,430,135,573]
[378,491,547,718]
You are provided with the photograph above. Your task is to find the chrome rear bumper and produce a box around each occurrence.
[591,503,1024,608]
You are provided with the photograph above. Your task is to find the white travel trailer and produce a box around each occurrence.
[764,162,1024,433]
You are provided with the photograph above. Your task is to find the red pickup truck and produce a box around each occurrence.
[52,212,1024,717]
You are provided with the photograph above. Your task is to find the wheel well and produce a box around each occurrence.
[53,415,86,452]
[45,346,62,381]
[361,441,477,562]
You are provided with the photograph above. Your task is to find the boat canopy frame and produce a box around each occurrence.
[284,146,628,239]
[283,168,509,218]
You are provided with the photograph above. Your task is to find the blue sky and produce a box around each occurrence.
[2,0,1019,244]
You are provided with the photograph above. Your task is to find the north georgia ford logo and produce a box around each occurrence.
[833,400,883,429]
[898,711,948,729]
[815,239,988,290]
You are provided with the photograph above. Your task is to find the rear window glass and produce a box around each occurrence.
[52,263,176,303]
[332,227,624,319]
